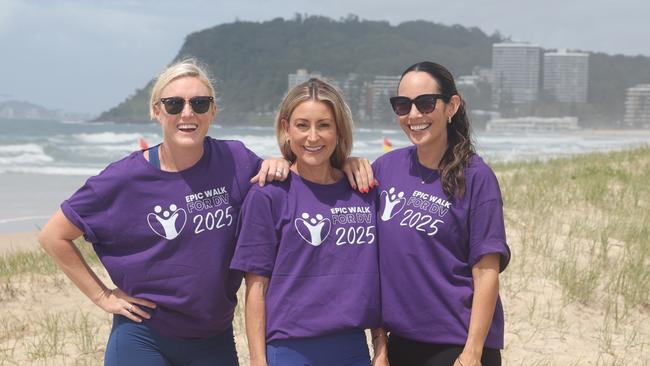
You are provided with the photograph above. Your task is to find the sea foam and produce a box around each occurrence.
[73,132,145,144]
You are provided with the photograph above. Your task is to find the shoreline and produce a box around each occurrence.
[0,172,86,234]
[2,142,649,233]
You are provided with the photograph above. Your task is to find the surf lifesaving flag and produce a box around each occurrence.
[139,137,149,150]
[383,137,393,152]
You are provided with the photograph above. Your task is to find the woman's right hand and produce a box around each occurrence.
[95,287,157,323]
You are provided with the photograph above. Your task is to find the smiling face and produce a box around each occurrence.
[283,100,338,170]
[396,71,450,150]
[153,76,216,149]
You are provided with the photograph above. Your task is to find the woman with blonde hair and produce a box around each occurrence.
[38,59,290,365]
[231,78,387,366]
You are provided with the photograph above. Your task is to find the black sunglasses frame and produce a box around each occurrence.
[159,96,214,115]
[389,94,450,116]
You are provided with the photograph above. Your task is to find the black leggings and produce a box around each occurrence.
[387,334,501,366]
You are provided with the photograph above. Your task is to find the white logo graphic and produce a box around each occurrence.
[147,204,187,240]
[380,187,406,221]
[294,212,331,246]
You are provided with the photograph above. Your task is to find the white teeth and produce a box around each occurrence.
[304,146,324,152]
[177,124,198,131]
[409,123,431,131]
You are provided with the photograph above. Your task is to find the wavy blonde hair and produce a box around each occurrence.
[275,78,354,169]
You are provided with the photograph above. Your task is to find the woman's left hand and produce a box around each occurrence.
[250,158,290,186]
[342,157,376,193]
[454,352,481,366]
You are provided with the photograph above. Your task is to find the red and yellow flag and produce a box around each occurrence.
[383,137,393,152]
[138,137,149,150]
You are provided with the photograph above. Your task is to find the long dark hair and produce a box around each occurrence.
[399,61,475,198]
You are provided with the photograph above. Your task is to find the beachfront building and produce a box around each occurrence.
[329,73,367,121]
[623,84,650,128]
[543,50,589,103]
[368,75,401,124]
[492,43,542,106]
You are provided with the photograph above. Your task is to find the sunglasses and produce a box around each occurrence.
[159,96,214,115]
[389,94,449,116]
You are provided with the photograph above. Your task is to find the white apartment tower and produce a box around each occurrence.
[492,43,542,105]
[543,50,589,103]
[624,84,650,127]
[370,75,401,123]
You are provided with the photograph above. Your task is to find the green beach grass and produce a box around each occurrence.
[0,147,648,365]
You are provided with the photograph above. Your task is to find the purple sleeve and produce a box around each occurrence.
[466,161,510,271]
[228,141,263,201]
[237,142,263,184]
[60,178,108,244]
[246,144,263,173]
[468,199,510,272]
[230,188,280,277]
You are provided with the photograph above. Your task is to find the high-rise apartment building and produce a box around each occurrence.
[369,75,401,124]
[492,43,541,105]
[624,84,650,127]
[543,50,589,103]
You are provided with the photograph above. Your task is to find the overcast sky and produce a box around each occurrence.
[0,0,647,115]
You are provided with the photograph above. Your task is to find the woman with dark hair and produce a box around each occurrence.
[372,61,510,366]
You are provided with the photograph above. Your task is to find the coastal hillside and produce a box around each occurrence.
[97,15,650,125]
[96,15,500,123]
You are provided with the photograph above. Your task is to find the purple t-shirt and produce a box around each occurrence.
[373,146,510,349]
[231,172,380,342]
[61,137,261,339]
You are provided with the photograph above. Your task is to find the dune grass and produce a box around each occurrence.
[497,147,649,313]
[0,147,648,365]
[496,146,650,365]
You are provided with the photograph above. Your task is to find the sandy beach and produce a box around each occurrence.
[1,147,649,365]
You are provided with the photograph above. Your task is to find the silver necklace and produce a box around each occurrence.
[414,154,438,184]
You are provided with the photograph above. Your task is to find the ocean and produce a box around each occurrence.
[1,118,650,233]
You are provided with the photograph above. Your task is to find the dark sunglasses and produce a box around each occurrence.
[389,94,449,116]
[159,96,214,115]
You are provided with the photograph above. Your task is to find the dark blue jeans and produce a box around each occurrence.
[266,329,370,366]
[104,315,238,366]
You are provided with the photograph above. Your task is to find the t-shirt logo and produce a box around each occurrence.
[147,203,187,240]
[294,212,331,246]
[380,187,406,221]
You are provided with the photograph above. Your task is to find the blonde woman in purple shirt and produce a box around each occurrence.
[37,59,291,365]
[373,62,511,366]
[232,78,388,366]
